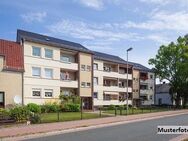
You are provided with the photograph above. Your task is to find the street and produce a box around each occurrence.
[25,113,188,141]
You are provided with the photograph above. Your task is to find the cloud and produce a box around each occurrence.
[47,19,139,41]
[140,0,170,5]
[76,0,123,10]
[21,12,47,23]
[78,0,104,10]
[124,11,188,32]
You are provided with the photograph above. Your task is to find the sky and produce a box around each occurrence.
[0,0,188,68]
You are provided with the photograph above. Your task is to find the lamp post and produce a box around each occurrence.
[126,47,133,115]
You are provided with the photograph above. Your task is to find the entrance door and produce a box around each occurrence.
[0,92,5,108]
[158,98,162,105]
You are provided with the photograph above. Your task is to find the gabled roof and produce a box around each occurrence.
[129,62,154,73]
[0,39,24,72]
[17,29,93,54]
[156,83,170,94]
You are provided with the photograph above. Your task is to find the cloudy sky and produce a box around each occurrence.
[1,0,188,68]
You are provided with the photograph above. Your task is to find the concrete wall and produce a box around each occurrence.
[155,93,172,105]
[0,56,22,107]
[132,69,139,99]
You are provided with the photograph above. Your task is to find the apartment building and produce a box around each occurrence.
[93,51,133,107]
[17,30,93,110]
[0,39,24,108]
[130,62,155,106]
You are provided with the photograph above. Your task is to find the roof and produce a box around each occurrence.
[129,62,154,73]
[0,39,24,72]
[94,51,129,65]
[17,29,93,54]
[156,83,170,94]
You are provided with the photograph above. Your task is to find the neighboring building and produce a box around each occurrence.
[17,30,93,110]
[130,62,155,106]
[0,39,24,108]
[155,83,172,105]
[93,51,133,107]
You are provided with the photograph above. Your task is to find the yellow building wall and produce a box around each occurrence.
[0,56,22,107]
[79,53,92,97]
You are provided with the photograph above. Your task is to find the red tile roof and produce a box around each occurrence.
[0,39,24,72]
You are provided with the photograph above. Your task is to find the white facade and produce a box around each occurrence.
[23,41,79,105]
[93,60,132,106]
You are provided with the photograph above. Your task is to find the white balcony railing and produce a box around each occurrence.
[60,80,78,88]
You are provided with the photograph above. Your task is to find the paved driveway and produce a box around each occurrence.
[26,113,188,141]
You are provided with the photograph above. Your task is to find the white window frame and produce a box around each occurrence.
[81,65,86,71]
[32,88,41,97]
[93,77,98,85]
[44,68,53,79]
[87,65,91,71]
[61,55,70,63]
[86,82,91,87]
[93,63,98,70]
[93,92,98,99]
[45,48,53,59]
[32,67,41,77]
[44,89,53,97]
[81,82,86,87]
[32,46,41,57]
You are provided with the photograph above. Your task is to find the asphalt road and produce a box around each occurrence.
[26,114,188,141]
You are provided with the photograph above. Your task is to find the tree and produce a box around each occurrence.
[149,35,188,107]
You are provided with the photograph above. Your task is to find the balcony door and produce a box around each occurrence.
[0,92,5,108]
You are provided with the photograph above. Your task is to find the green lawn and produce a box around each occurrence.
[102,108,170,115]
[40,112,100,123]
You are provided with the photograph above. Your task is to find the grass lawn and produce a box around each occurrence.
[102,108,170,115]
[40,112,100,123]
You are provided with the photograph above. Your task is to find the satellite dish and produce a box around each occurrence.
[14,95,22,104]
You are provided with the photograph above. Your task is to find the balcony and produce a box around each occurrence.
[60,70,78,88]
[60,50,78,70]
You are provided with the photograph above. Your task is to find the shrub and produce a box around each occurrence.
[29,113,41,124]
[0,108,10,116]
[118,105,124,110]
[41,103,60,113]
[27,103,41,114]
[108,105,116,110]
[10,106,30,122]
[62,103,80,112]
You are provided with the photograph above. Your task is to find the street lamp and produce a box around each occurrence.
[126,47,133,115]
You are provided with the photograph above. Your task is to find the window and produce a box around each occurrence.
[45,68,53,78]
[63,90,70,96]
[87,65,91,71]
[32,67,41,77]
[93,77,98,85]
[150,75,153,79]
[150,95,153,100]
[150,86,153,90]
[60,71,70,80]
[81,65,85,71]
[45,89,53,97]
[86,82,91,87]
[93,63,98,70]
[81,82,86,87]
[45,49,53,59]
[32,89,41,97]
[61,56,70,63]
[32,47,41,57]
[93,92,98,98]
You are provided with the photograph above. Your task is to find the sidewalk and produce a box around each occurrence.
[1,110,188,140]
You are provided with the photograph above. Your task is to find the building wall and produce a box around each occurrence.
[0,56,22,107]
[132,69,140,99]
[140,72,155,105]
[79,52,92,97]
[23,41,79,105]
[155,93,172,105]
[93,60,132,106]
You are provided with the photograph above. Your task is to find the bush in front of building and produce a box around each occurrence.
[108,105,116,110]
[61,103,80,112]
[9,106,30,122]
[41,103,60,113]
[27,103,41,114]
[29,113,41,124]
